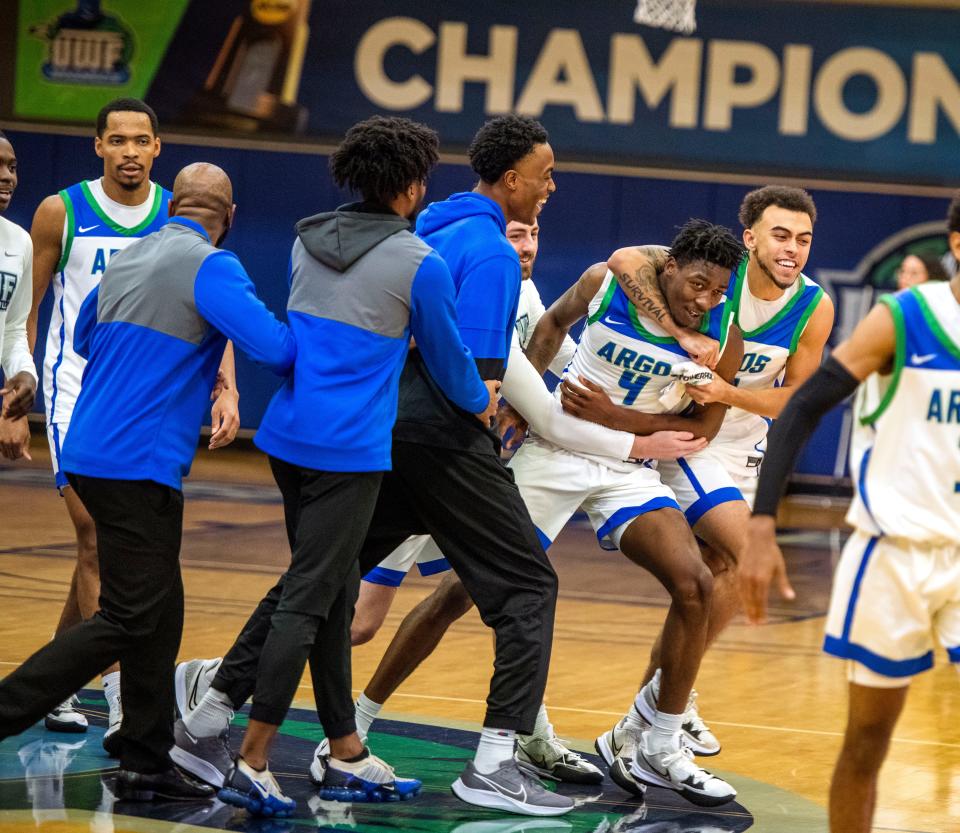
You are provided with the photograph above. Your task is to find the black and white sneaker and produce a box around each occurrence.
[517,733,603,785]
[170,718,233,787]
[44,695,88,733]
[174,657,222,720]
[452,759,574,816]
[629,735,736,808]
[607,756,647,799]
[638,670,721,756]
[594,713,648,767]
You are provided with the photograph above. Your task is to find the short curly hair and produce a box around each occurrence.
[670,219,744,271]
[948,191,960,235]
[738,185,817,228]
[468,115,549,184]
[330,116,439,204]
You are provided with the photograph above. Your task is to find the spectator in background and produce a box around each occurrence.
[896,253,949,290]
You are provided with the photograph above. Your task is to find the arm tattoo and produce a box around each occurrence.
[619,246,667,324]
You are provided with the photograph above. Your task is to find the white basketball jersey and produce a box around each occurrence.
[43,179,170,425]
[532,270,732,468]
[712,260,824,469]
[847,282,960,544]
[514,278,576,376]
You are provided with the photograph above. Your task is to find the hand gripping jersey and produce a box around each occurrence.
[711,258,824,472]
[847,282,960,545]
[544,270,733,469]
[44,180,171,427]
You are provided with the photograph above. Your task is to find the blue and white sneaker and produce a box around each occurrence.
[311,746,420,803]
[218,757,296,817]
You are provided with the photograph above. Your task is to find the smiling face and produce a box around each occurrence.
[660,258,731,330]
[505,142,556,225]
[506,219,539,280]
[0,138,17,213]
[95,111,160,192]
[743,205,813,290]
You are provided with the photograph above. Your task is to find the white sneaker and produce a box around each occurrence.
[594,711,648,767]
[102,693,122,757]
[629,733,736,807]
[517,733,603,784]
[639,670,721,756]
[44,695,88,733]
[174,657,222,720]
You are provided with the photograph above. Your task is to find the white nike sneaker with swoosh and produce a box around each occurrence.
[175,657,222,720]
[594,712,648,767]
[452,759,574,816]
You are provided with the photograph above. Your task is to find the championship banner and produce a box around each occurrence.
[11,0,960,186]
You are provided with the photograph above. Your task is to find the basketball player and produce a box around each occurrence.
[508,220,743,807]
[564,187,832,766]
[27,98,239,747]
[0,130,38,459]
[741,191,960,833]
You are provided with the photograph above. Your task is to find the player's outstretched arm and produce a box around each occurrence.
[742,301,896,624]
[609,244,720,368]
[28,195,66,351]
[525,262,607,374]
[688,292,835,417]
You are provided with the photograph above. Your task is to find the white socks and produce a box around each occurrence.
[354,693,382,739]
[520,703,554,742]
[101,672,121,713]
[183,687,234,738]
[624,692,648,731]
[647,710,683,754]
[474,727,516,774]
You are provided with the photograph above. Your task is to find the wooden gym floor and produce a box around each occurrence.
[0,433,957,832]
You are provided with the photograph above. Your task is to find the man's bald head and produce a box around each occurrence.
[169,163,235,246]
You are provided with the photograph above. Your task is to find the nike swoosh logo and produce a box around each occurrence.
[476,773,526,801]
[911,353,937,365]
[3,251,15,257]
[78,224,100,233]
[187,667,206,711]
[603,316,630,327]
[640,749,670,778]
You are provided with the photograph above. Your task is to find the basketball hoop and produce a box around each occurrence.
[634,0,697,34]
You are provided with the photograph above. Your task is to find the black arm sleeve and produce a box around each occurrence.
[475,357,506,381]
[753,356,860,517]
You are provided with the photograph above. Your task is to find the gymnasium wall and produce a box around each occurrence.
[3,127,954,479]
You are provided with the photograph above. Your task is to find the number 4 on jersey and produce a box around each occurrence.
[618,370,649,405]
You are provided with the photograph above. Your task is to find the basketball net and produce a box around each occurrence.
[634,0,697,34]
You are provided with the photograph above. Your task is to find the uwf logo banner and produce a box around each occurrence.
[9,0,960,187]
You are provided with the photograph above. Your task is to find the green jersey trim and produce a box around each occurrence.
[79,180,163,235]
[859,295,905,426]
[56,189,75,274]
[912,286,960,363]
[737,267,813,339]
[788,287,825,355]
[586,273,617,325]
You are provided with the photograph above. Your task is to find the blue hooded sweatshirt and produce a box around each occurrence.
[393,192,521,455]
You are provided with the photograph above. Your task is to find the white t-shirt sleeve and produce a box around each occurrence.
[501,341,634,460]
[1,226,38,381]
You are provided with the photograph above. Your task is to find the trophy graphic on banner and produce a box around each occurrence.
[187,0,311,133]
